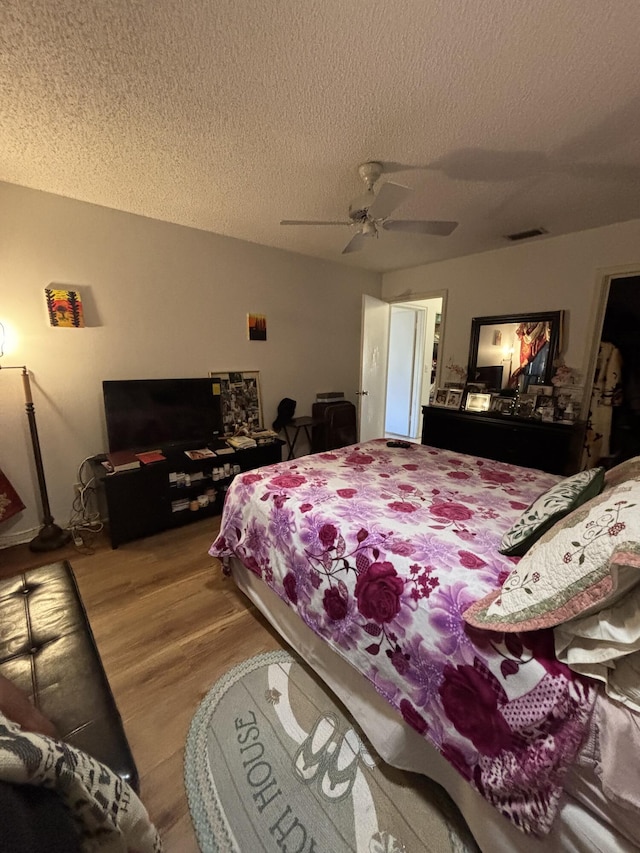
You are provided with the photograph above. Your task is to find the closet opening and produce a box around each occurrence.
[585,274,640,468]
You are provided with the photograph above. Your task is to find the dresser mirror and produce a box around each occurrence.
[467,311,563,393]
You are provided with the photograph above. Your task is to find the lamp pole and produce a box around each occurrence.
[1,365,71,552]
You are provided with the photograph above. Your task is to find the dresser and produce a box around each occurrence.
[421,406,586,475]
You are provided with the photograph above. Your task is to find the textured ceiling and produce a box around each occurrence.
[1,0,640,272]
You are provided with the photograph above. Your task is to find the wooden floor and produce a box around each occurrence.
[0,519,284,852]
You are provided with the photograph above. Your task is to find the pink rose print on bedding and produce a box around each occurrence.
[323,585,349,621]
[439,662,512,756]
[429,502,474,530]
[283,572,298,604]
[318,523,338,547]
[447,470,471,480]
[345,451,374,466]
[430,502,473,522]
[400,698,428,735]
[479,468,515,485]
[354,561,404,624]
[388,501,419,513]
[458,550,488,570]
[270,473,307,488]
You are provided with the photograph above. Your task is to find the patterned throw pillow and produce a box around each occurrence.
[499,467,605,557]
[0,712,162,852]
[463,477,640,632]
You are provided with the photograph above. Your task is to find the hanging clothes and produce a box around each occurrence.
[583,342,624,468]
[509,321,551,387]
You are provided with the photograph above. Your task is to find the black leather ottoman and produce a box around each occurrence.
[0,561,139,792]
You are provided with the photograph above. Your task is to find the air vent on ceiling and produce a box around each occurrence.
[504,227,548,242]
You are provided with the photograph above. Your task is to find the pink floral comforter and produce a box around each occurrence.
[210,440,597,835]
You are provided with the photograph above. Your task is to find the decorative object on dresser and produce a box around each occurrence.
[421,404,586,475]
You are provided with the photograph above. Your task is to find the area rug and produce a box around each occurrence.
[185,650,479,853]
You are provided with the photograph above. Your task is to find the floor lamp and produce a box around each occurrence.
[1,364,71,552]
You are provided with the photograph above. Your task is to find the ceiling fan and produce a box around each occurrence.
[280,161,458,254]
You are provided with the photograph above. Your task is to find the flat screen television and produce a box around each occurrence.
[103,378,223,452]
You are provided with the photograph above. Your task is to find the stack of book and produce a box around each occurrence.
[103,450,140,473]
[135,449,166,464]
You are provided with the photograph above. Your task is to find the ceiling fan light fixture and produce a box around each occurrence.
[348,188,376,221]
[280,160,459,254]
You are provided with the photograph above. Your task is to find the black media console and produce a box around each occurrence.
[95,440,283,548]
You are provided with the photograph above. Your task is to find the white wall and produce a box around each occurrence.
[382,220,640,388]
[0,182,381,546]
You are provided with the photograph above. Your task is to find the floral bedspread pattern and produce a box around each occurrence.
[210,440,597,835]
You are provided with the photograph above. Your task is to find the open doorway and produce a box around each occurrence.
[359,291,446,443]
[384,296,443,441]
[584,273,640,467]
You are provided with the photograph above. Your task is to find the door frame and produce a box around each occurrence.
[359,287,448,440]
[388,287,449,403]
[583,263,640,419]
[385,303,426,438]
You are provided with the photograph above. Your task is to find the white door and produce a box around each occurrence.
[359,295,390,441]
[385,306,419,436]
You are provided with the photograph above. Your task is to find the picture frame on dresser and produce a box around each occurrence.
[433,388,449,406]
[514,393,537,418]
[445,389,463,409]
[465,391,492,413]
[490,395,514,415]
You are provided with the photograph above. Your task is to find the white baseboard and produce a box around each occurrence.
[0,526,39,550]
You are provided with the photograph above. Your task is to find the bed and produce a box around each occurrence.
[210,439,640,852]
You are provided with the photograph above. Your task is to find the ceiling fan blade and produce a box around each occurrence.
[382,219,459,236]
[367,181,413,220]
[280,220,350,226]
[341,231,368,254]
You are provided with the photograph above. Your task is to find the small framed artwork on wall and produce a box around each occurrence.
[247,313,267,341]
